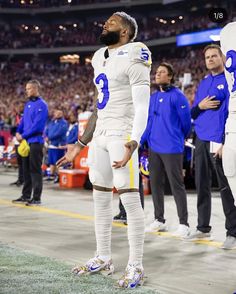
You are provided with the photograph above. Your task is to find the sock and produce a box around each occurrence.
[98,255,111,262]
[93,189,113,258]
[120,192,145,267]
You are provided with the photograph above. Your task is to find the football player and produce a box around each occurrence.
[220,22,236,197]
[57,11,151,288]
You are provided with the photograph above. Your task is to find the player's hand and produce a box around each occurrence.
[198,96,220,110]
[213,145,223,158]
[112,140,138,169]
[16,132,23,142]
[56,144,82,168]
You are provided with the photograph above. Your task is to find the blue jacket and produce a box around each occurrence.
[141,87,191,154]
[17,97,48,144]
[192,72,229,143]
[45,117,68,146]
[66,123,78,144]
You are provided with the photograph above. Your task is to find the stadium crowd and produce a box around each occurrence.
[0,14,227,49]
[0,46,206,133]
[0,60,94,131]
[0,0,116,8]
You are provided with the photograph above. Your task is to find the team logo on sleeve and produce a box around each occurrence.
[140,47,152,66]
[141,48,149,61]
[225,50,236,93]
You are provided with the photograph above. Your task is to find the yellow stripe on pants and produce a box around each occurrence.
[127,135,135,188]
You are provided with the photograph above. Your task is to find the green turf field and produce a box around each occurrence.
[0,244,159,294]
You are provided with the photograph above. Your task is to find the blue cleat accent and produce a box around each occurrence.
[72,256,114,276]
[116,263,144,289]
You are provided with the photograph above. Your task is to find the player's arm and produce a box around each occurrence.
[130,82,150,144]
[16,116,24,142]
[175,92,192,138]
[56,90,98,167]
[140,94,154,147]
[113,45,151,168]
[113,80,150,169]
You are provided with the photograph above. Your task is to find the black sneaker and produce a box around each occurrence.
[10,180,24,187]
[12,196,30,203]
[16,181,24,187]
[25,199,41,206]
[113,213,127,223]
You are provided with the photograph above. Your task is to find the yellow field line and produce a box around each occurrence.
[149,231,222,248]
[0,198,223,247]
[0,198,125,228]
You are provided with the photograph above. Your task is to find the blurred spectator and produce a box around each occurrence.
[0,113,5,130]
[184,84,195,107]
[183,84,196,187]
[10,101,25,187]
[45,108,68,183]
[66,112,79,144]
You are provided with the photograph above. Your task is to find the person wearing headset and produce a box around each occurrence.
[141,62,191,238]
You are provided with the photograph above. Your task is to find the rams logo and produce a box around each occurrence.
[140,47,152,66]
[217,84,224,90]
[225,50,236,92]
[141,48,149,61]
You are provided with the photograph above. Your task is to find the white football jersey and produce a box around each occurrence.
[91,42,152,135]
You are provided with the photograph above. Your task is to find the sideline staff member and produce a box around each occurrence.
[13,80,48,206]
[188,45,236,248]
[141,62,191,238]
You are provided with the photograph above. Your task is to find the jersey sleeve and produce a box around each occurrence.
[129,42,152,67]
[91,51,97,69]
[91,48,103,69]
[127,43,152,87]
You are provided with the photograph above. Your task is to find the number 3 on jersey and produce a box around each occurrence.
[95,73,110,109]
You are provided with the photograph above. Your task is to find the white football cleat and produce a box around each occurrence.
[116,263,144,289]
[72,256,114,276]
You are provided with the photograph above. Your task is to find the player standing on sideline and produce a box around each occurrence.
[220,22,236,197]
[220,22,236,249]
[57,12,151,288]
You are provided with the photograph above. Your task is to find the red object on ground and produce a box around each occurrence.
[59,146,89,188]
[59,169,87,188]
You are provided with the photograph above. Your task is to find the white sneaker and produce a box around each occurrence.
[172,224,190,238]
[183,229,213,241]
[221,235,236,250]
[145,220,168,232]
